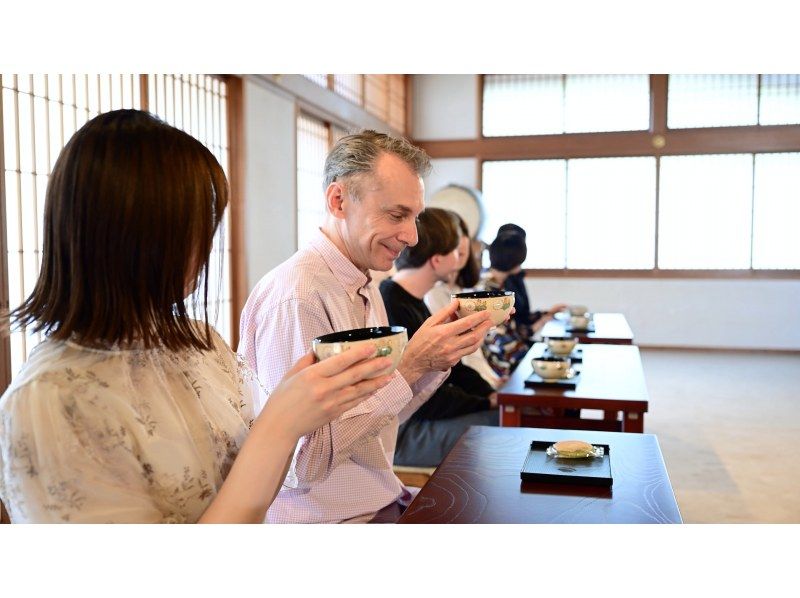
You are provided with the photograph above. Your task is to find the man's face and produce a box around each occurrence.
[339,153,425,272]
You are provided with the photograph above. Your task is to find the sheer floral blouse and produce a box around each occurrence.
[0,326,265,523]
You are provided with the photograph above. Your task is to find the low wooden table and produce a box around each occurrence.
[541,312,634,345]
[397,426,682,524]
[498,343,649,433]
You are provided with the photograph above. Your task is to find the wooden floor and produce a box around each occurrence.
[639,348,800,523]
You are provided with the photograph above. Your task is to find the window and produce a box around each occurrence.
[752,153,800,269]
[2,74,140,378]
[333,75,363,105]
[482,74,650,137]
[1,74,237,387]
[481,160,566,268]
[481,157,656,269]
[296,113,330,250]
[147,75,233,342]
[483,152,800,271]
[658,154,753,269]
[668,75,800,129]
[471,74,800,275]
[302,74,407,134]
[303,74,329,87]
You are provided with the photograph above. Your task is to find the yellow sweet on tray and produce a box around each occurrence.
[551,440,595,459]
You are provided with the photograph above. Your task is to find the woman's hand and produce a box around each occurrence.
[199,346,392,524]
[258,346,394,441]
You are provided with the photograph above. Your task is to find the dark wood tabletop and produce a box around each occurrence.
[498,343,650,432]
[397,426,682,524]
[541,312,634,345]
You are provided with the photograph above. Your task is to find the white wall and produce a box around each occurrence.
[412,75,478,140]
[425,157,479,201]
[527,277,800,350]
[413,75,800,350]
[243,79,297,293]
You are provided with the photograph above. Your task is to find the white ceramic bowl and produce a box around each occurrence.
[532,356,572,379]
[312,326,407,378]
[451,290,515,326]
[545,336,578,357]
[569,314,591,330]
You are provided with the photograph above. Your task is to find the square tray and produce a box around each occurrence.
[521,441,612,486]
[566,323,595,333]
[540,347,583,363]
[524,371,580,389]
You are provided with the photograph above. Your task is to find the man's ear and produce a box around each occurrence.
[325,182,347,219]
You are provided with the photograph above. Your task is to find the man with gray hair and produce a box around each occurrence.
[238,130,494,523]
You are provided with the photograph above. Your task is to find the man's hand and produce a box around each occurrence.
[397,300,494,386]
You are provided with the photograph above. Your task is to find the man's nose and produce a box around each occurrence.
[399,218,419,247]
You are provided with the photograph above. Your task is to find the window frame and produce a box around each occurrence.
[303,74,410,136]
[295,109,335,251]
[0,74,245,393]
[416,74,800,280]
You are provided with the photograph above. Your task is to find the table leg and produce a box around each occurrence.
[622,411,644,433]
[500,405,521,427]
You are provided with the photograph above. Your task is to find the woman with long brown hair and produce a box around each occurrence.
[0,109,392,523]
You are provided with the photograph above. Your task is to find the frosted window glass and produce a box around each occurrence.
[296,113,329,250]
[483,75,563,137]
[752,153,800,269]
[564,74,649,133]
[481,160,566,268]
[759,74,800,125]
[668,74,758,128]
[483,74,649,137]
[659,154,753,268]
[303,74,329,87]
[334,74,363,105]
[566,157,656,268]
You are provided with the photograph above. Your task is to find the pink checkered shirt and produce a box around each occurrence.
[238,229,447,523]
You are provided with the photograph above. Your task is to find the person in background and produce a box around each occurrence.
[494,223,566,338]
[238,131,494,523]
[0,110,392,524]
[425,214,502,390]
[479,229,564,377]
[380,208,499,467]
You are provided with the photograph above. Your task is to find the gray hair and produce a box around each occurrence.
[322,129,431,197]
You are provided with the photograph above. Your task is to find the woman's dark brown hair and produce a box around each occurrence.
[9,109,228,351]
[395,207,460,270]
[454,214,480,289]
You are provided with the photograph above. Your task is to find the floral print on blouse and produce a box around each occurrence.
[0,325,266,523]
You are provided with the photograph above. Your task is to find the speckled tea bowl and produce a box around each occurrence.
[568,305,589,317]
[451,290,515,326]
[545,336,578,357]
[569,314,592,330]
[312,326,407,378]
[531,355,572,379]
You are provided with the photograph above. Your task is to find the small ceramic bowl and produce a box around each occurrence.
[545,336,578,357]
[569,314,592,330]
[451,290,515,326]
[531,355,572,379]
[312,326,407,378]
[569,305,589,316]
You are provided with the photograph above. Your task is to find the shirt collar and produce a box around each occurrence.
[310,228,371,297]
